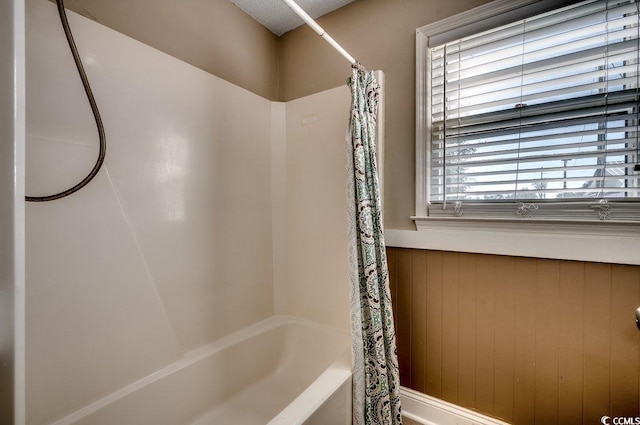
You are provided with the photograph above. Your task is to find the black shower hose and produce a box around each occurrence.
[26,0,106,202]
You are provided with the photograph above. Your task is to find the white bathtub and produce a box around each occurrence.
[51,316,352,425]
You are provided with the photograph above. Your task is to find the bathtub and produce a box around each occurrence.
[51,316,352,425]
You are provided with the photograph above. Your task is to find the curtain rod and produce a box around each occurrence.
[280,0,358,66]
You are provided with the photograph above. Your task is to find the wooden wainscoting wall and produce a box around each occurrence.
[387,247,640,425]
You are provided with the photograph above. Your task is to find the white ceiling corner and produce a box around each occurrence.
[228,0,355,36]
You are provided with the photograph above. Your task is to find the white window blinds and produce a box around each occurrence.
[429,0,640,220]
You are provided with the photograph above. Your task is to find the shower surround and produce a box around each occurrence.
[25,0,352,423]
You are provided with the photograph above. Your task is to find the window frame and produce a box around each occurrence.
[412,0,640,265]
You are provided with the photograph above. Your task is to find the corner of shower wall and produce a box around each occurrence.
[275,72,385,334]
[271,101,288,316]
[278,86,353,333]
[2,0,26,424]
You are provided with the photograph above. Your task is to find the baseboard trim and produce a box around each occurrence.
[400,387,510,425]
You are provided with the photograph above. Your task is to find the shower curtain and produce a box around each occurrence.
[347,66,402,425]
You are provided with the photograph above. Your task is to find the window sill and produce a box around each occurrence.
[383,217,640,265]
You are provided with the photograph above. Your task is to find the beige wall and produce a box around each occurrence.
[54,0,279,100]
[389,248,640,425]
[278,0,493,229]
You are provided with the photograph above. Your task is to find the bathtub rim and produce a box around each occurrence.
[49,315,351,425]
[266,347,351,425]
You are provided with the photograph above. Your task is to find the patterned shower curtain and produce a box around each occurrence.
[346,66,402,425]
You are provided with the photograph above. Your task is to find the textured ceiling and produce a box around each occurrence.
[228,0,355,36]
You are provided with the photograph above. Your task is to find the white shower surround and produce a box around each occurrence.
[25,0,353,423]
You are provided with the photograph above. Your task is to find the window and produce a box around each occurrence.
[416,0,640,223]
